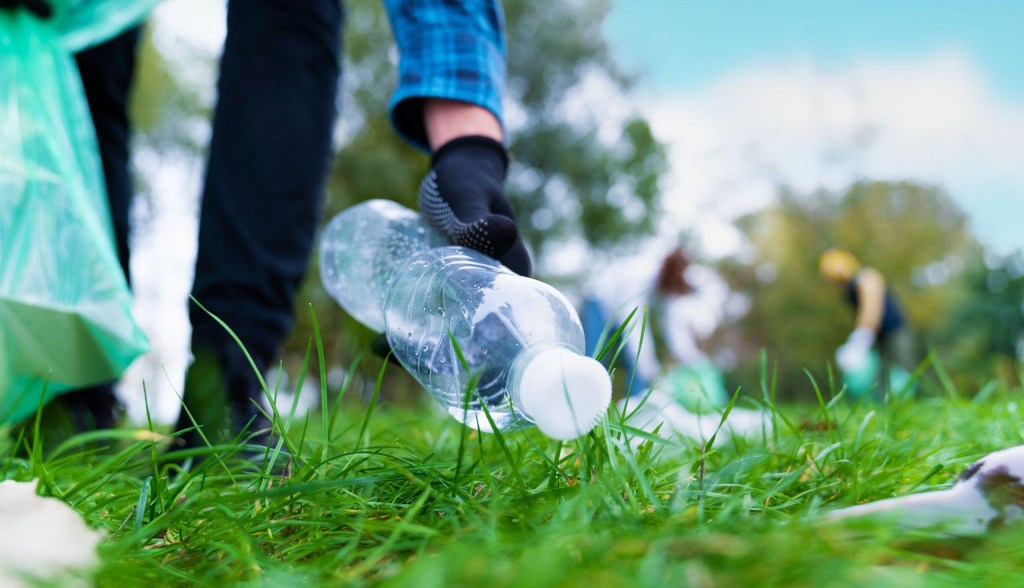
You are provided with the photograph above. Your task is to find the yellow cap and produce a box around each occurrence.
[819,248,861,283]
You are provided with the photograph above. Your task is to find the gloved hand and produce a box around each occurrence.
[835,327,875,372]
[418,135,532,277]
[0,0,53,18]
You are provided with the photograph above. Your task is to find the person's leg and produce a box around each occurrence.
[77,27,142,283]
[582,298,648,396]
[49,27,144,432]
[618,311,654,397]
[179,0,344,447]
[581,297,607,359]
[877,327,918,398]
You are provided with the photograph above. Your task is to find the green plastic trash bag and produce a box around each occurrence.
[885,364,915,401]
[840,348,881,399]
[841,349,916,401]
[658,360,728,413]
[0,0,158,425]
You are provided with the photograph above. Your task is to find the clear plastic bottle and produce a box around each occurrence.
[320,200,611,440]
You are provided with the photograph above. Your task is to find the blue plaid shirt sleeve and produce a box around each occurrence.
[384,0,507,152]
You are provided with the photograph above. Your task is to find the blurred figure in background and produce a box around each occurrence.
[582,247,727,412]
[819,248,917,399]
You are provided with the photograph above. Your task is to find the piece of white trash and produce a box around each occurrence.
[619,389,772,444]
[825,445,1024,535]
[0,480,103,587]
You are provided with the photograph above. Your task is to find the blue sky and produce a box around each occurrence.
[604,1,1024,256]
[606,0,1022,96]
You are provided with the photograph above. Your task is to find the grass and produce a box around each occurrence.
[4,341,1024,586]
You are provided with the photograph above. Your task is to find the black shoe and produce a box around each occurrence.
[172,344,287,470]
[13,383,122,456]
[59,383,121,432]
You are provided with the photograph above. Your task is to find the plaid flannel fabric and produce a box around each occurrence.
[385,0,506,151]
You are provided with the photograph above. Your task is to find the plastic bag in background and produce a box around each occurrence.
[840,347,881,399]
[840,349,915,401]
[0,0,159,425]
[656,360,729,413]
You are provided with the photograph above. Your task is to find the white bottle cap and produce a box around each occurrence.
[516,348,612,440]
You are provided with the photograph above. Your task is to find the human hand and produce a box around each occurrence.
[835,327,875,372]
[0,0,52,18]
[418,135,532,277]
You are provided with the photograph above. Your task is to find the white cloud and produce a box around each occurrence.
[647,50,1024,257]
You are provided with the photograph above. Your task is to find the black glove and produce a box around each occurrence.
[370,332,392,359]
[419,135,532,277]
[0,0,53,18]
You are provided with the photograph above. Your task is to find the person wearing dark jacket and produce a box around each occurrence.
[819,248,917,398]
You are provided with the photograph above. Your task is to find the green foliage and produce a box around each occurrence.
[129,28,208,154]
[328,2,426,217]
[503,0,667,259]
[722,181,981,399]
[127,27,210,231]
[933,251,1024,388]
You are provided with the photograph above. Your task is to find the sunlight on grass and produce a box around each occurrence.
[3,328,1024,586]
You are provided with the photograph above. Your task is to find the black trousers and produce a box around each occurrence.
[76,26,141,283]
[77,1,344,382]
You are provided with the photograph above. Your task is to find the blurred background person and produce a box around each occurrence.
[582,246,727,412]
[819,248,917,399]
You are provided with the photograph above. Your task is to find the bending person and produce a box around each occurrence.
[819,248,917,398]
[582,247,726,410]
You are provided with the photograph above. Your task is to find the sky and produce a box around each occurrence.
[604,0,1024,257]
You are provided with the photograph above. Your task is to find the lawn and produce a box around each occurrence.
[4,359,1024,587]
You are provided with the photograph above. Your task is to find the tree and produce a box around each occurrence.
[935,251,1024,388]
[502,0,666,261]
[129,29,210,214]
[721,181,981,399]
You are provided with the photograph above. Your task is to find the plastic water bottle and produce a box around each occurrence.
[320,200,612,440]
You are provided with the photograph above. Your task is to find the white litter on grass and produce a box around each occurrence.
[825,445,1024,535]
[619,389,772,445]
[0,480,102,588]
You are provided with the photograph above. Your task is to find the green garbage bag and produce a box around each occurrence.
[659,360,729,413]
[841,349,916,401]
[840,349,881,399]
[0,0,158,425]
